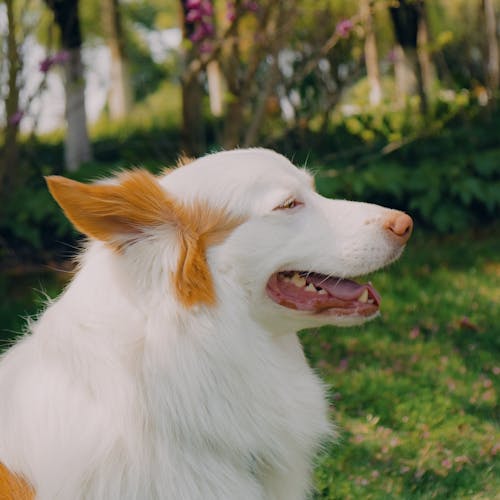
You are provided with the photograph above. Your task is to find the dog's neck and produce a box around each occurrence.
[51,243,293,373]
[44,244,309,458]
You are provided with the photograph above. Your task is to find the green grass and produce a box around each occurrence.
[1,227,498,498]
[300,226,499,499]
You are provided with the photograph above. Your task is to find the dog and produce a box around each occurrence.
[0,148,412,499]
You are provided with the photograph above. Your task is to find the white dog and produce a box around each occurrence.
[0,149,412,499]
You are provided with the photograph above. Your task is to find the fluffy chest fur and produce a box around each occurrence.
[141,327,331,499]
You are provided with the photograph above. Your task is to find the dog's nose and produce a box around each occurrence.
[384,211,413,245]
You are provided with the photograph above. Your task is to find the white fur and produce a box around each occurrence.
[0,149,408,499]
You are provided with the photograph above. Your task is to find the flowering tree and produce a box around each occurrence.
[179,0,298,151]
[179,0,215,155]
[178,0,375,151]
[0,0,66,194]
[0,0,56,192]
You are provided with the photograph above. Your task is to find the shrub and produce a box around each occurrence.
[313,105,500,233]
[315,148,499,233]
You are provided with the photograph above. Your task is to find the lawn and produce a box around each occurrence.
[302,226,500,499]
[1,226,498,499]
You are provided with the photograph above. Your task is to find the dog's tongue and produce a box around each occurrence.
[307,274,370,301]
[308,274,381,304]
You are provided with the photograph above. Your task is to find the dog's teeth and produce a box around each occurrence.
[291,274,306,287]
[358,289,369,303]
[367,298,374,304]
[318,289,327,295]
[305,283,316,292]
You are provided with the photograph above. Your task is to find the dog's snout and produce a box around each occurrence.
[384,211,413,245]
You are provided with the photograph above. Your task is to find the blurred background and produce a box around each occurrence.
[0,0,499,498]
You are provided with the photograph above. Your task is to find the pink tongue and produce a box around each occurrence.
[307,274,366,300]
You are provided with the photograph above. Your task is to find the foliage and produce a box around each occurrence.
[1,176,71,254]
[311,100,500,233]
[316,151,499,233]
[428,0,487,89]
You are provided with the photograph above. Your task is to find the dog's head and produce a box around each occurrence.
[47,149,412,333]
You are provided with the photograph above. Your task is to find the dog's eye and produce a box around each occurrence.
[274,198,303,210]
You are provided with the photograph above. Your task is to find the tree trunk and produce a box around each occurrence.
[63,49,92,171]
[243,59,279,147]
[484,0,499,95]
[389,0,428,114]
[393,43,415,106]
[45,0,92,171]
[1,0,21,195]
[415,54,428,114]
[417,2,435,101]
[222,99,244,149]
[206,61,224,117]
[181,74,206,156]
[179,0,206,156]
[361,0,382,106]
[102,0,132,120]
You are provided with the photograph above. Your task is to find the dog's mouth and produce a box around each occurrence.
[266,271,381,317]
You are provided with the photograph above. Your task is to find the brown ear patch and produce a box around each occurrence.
[46,169,245,308]
[0,462,34,500]
[46,170,178,249]
[174,203,245,307]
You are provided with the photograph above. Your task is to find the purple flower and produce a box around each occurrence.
[190,24,206,42]
[201,21,214,37]
[39,56,54,73]
[441,458,452,469]
[8,110,24,125]
[386,48,397,63]
[52,50,70,64]
[39,51,70,73]
[186,0,214,46]
[226,1,236,21]
[200,0,213,16]
[409,326,420,339]
[338,358,349,371]
[186,8,202,22]
[199,40,213,54]
[336,19,353,38]
[244,0,259,12]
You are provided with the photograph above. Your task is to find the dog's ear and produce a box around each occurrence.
[46,169,244,307]
[46,169,176,249]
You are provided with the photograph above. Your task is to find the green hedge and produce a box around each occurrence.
[315,147,499,233]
